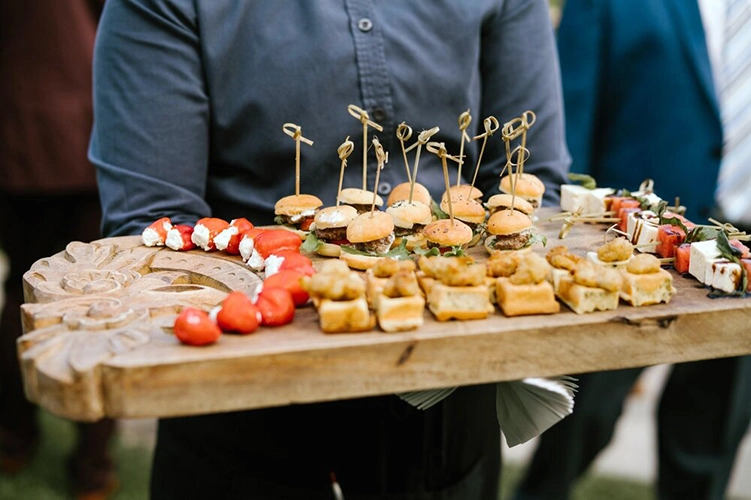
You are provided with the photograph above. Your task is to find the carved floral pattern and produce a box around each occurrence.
[19,236,261,421]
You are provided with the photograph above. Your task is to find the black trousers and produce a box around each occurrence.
[150,384,501,499]
[515,357,751,500]
[0,192,116,488]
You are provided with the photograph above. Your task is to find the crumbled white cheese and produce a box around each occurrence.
[191,223,212,250]
[165,228,185,250]
[264,254,284,277]
[141,227,164,247]
[214,226,238,251]
[289,209,316,223]
[239,235,255,262]
[247,248,265,271]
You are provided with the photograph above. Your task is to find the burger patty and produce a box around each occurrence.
[352,233,395,254]
[490,231,531,251]
[394,224,426,237]
[346,203,375,214]
[315,226,348,242]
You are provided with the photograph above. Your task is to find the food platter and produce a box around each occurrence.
[18,208,751,422]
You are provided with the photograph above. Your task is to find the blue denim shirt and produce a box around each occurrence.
[91,0,569,237]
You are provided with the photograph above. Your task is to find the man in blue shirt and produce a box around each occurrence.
[91,1,570,498]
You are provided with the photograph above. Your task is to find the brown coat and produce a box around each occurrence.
[0,0,103,194]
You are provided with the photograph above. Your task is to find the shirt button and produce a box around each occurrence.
[372,106,387,122]
[378,182,392,195]
[357,18,373,32]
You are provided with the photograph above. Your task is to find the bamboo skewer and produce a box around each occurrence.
[456,110,472,187]
[371,136,388,215]
[348,105,383,191]
[396,122,413,184]
[470,115,499,192]
[336,137,355,207]
[405,127,440,204]
[427,141,462,224]
[282,123,314,196]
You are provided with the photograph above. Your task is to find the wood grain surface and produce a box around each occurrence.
[18,209,751,421]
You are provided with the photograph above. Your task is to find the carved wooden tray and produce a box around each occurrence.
[19,210,751,421]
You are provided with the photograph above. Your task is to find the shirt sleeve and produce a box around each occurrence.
[556,0,604,177]
[475,0,571,205]
[89,0,210,237]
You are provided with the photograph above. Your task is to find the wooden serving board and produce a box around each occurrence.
[19,209,751,422]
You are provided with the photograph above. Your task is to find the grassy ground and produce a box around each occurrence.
[0,412,663,500]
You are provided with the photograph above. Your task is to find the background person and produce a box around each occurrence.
[515,1,751,499]
[0,1,118,499]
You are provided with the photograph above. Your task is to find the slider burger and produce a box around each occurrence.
[306,205,359,257]
[338,187,384,214]
[274,194,323,236]
[386,181,432,207]
[484,208,538,254]
[499,173,545,210]
[422,218,474,255]
[441,184,483,203]
[340,210,396,270]
[485,193,534,217]
[386,200,432,251]
[439,197,486,247]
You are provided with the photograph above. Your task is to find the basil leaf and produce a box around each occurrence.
[340,239,411,261]
[685,226,719,244]
[431,200,449,220]
[301,231,322,253]
[715,231,748,294]
[567,173,597,189]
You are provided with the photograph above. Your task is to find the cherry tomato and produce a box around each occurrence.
[221,218,255,255]
[263,270,309,307]
[253,229,302,259]
[265,250,313,277]
[216,291,261,334]
[255,287,295,326]
[174,307,222,346]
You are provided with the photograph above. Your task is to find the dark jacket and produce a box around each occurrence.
[0,0,104,194]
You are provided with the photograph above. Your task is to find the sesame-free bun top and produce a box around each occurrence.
[440,197,486,224]
[346,210,394,243]
[386,201,432,229]
[313,205,358,229]
[486,209,533,236]
[441,184,483,203]
[338,188,384,207]
[422,219,473,247]
[499,173,545,198]
[485,194,534,215]
[274,194,323,215]
[387,182,432,207]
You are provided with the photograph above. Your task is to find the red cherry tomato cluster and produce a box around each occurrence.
[152,216,316,346]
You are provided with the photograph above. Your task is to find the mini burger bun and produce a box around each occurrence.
[486,209,533,236]
[387,182,432,207]
[313,205,358,230]
[422,219,473,248]
[386,201,432,228]
[339,250,384,271]
[274,194,323,215]
[338,188,384,207]
[441,184,483,203]
[440,197,486,224]
[346,210,394,244]
[485,194,534,215]
[499,173,545,207]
